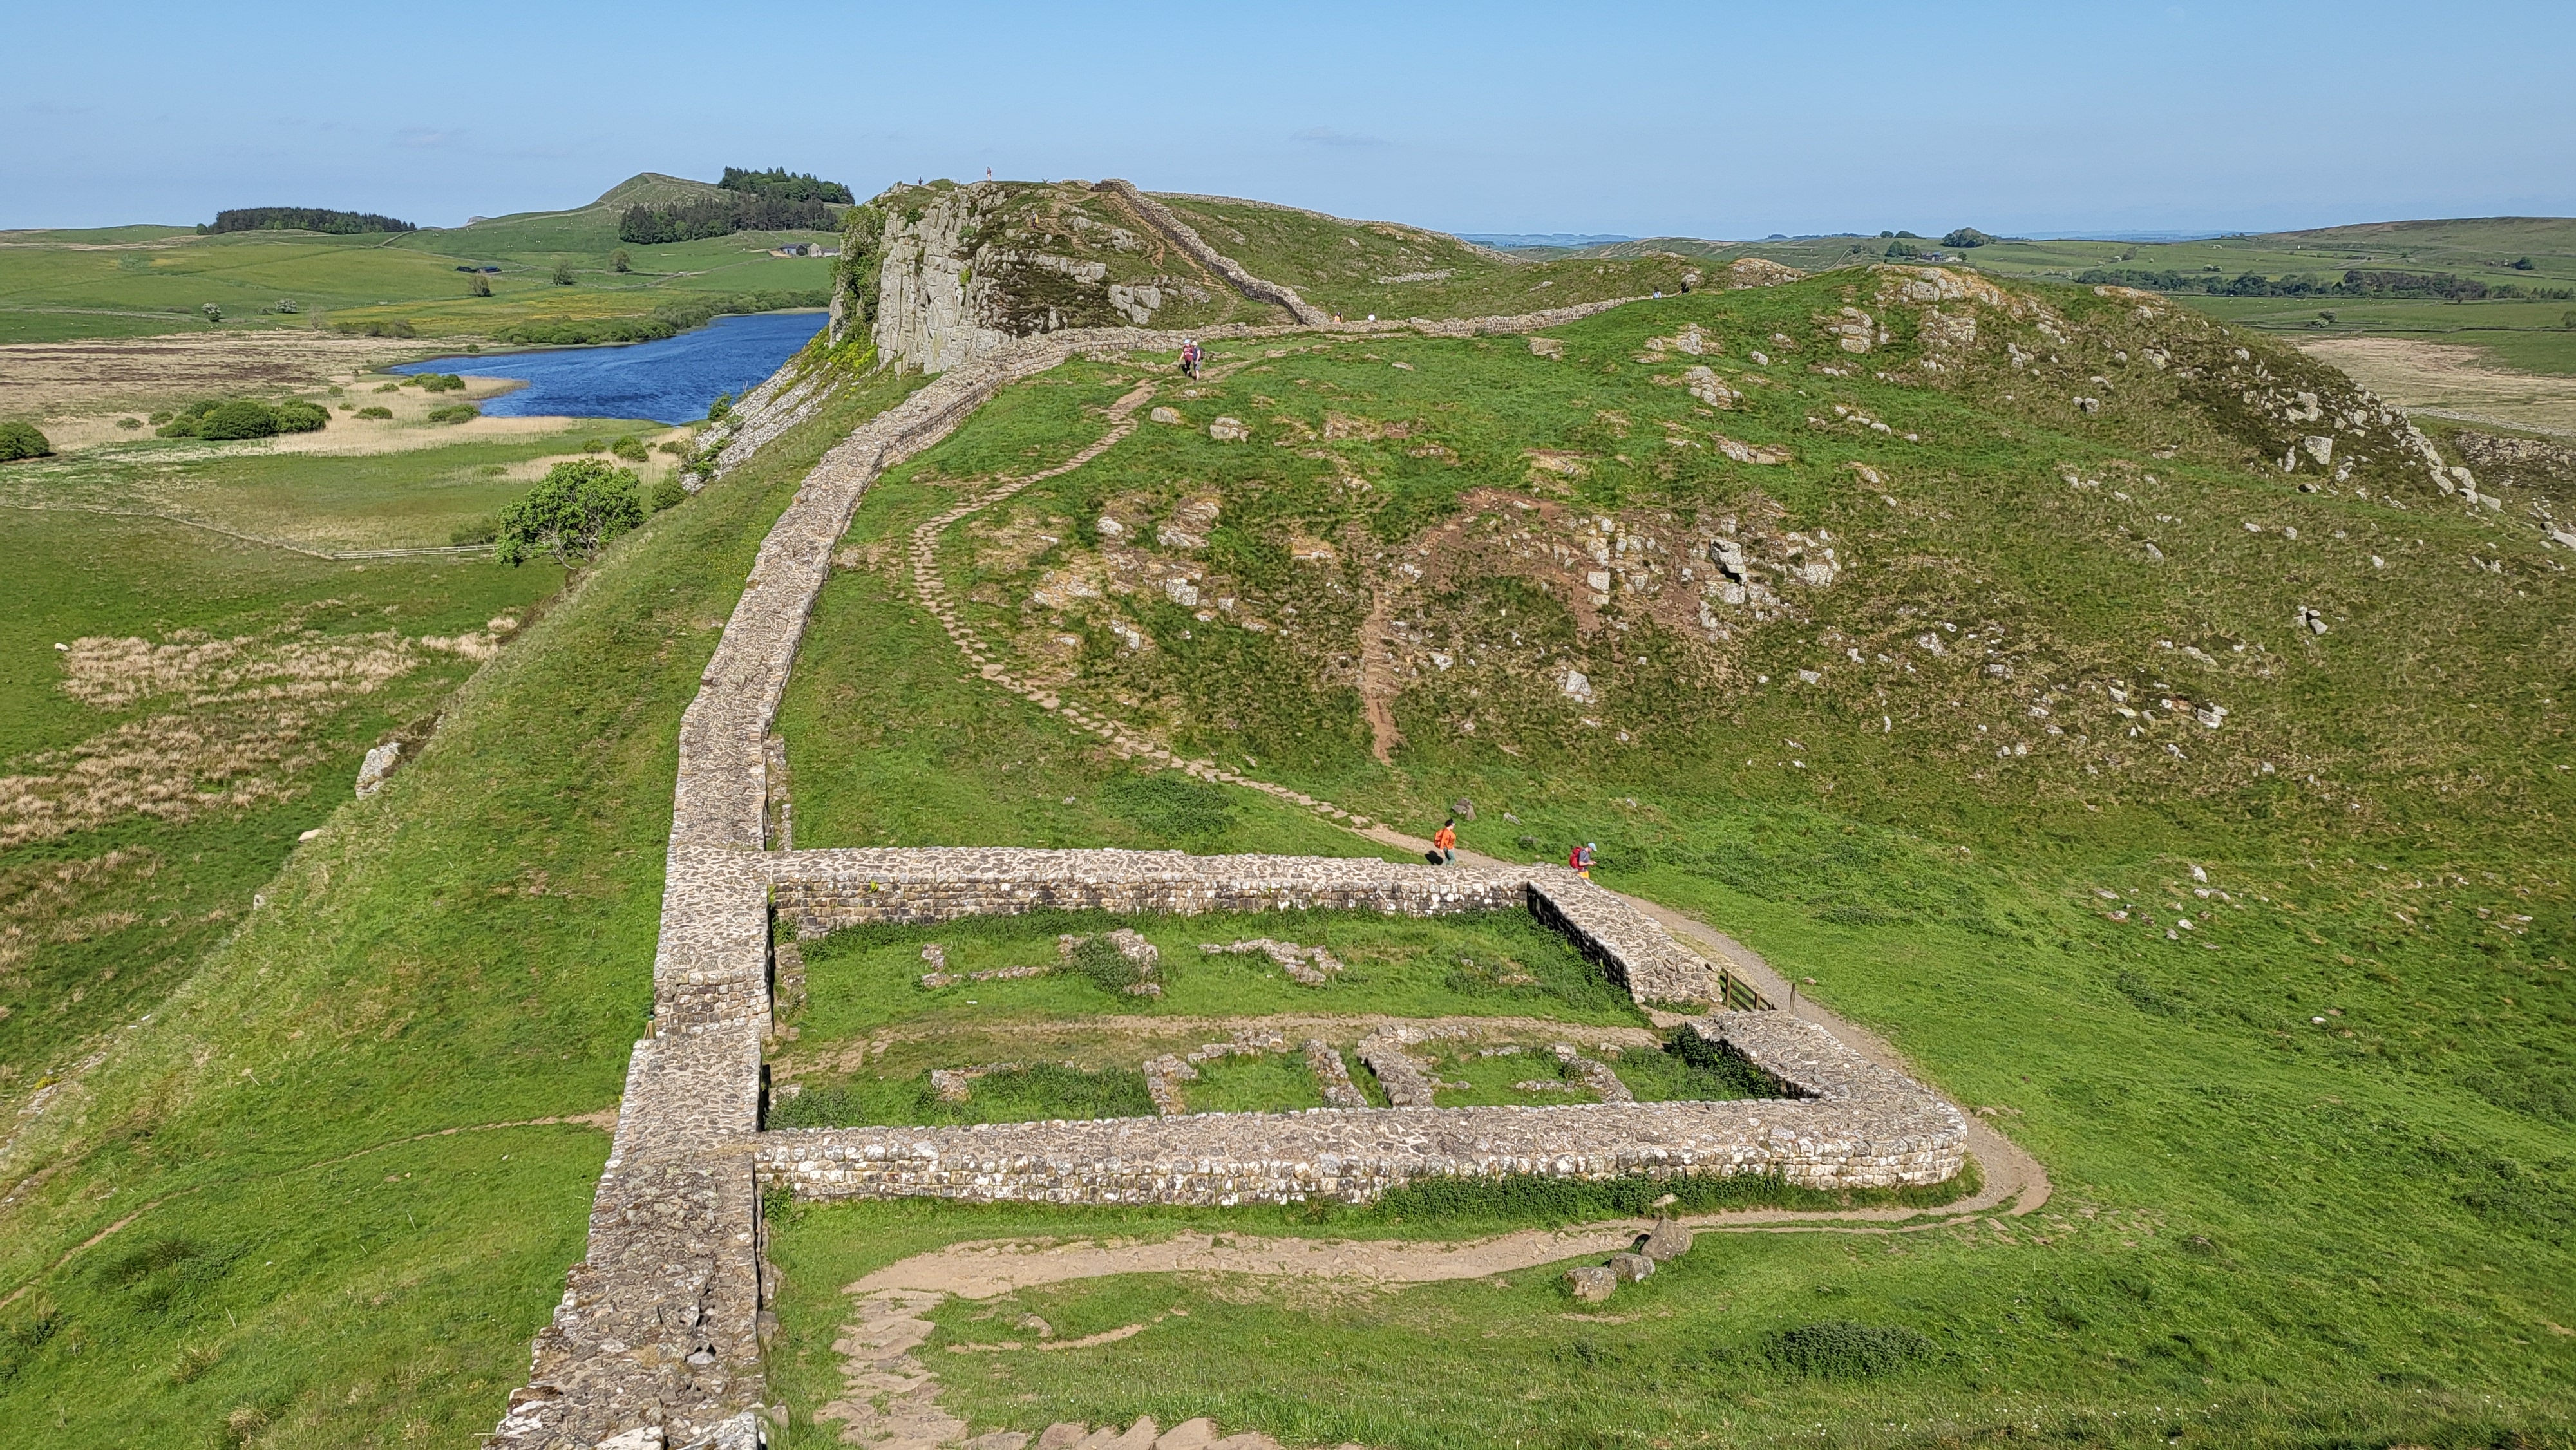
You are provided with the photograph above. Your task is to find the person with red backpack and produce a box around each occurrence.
[1569,842,1597,878]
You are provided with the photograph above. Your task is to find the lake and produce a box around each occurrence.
[391,310,829,424]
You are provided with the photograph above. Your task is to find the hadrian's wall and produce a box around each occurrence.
[756,1013,1965,1205]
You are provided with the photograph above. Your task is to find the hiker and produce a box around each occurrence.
[1179,340,1202,379]
[1432,818,1458,865]
[1569,842,1598,878]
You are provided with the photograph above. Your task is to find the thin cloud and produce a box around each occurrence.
[1291,126,1383,147]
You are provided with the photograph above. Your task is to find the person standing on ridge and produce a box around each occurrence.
[1569,842,1597,878]
[1432,818,1458,865]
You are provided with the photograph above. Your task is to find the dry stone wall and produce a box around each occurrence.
[757,1013,1965,1205]
[1099,180,1331,326]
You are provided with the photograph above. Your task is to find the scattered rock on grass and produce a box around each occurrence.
[1564,1265,1617,1303]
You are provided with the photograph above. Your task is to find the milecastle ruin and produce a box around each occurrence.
[486,184,1971,1450]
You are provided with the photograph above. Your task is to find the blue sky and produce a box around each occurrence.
[10,0,2571,237]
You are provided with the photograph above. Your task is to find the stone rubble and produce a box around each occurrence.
[1201,937,1345,985]
[1304,1039,1372,1108]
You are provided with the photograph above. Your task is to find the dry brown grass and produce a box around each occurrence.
[2,624,426,849]
[2298,335,2576,437]
[0,331,424,416]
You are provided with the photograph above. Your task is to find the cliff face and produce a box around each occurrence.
[860,180,1279,372]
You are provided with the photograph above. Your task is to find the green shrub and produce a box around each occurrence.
[426,404,479,424]
[579,438,605,454]
[271,400,330,433]
[419,373,466,393]
[611,435,649,462]
[706,393,734,422]
[1066,934,1146,995]
[551,261,575,287]
[497,458,644,567]
[156,399,310,440]
[610,249,632,274]
[356,406,393,420]
[116,416,142,429]
[0,420,52,460]
[1767,1322,1938,1379]
[650,476,688,511]
[330,318,416,338]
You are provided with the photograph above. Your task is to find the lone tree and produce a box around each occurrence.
[551,259,576,286]
[610,248,632,274]
[496,459,645,568]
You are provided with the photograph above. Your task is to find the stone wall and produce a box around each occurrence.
[1098,179,1331,326]
[755,1013,1965,1205]
[768,847,1716,1008]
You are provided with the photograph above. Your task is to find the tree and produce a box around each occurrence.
[611,249,632,274]
[0,420,52,461]
[467,272,492,297]
[496,460,645,568]
[551,260,576,287]
[202,303,222,323]
[1942,227,2000,249]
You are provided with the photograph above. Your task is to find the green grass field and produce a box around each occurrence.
[1547,217,2576,377]
[0,355,927,1446]
[6,249,2574,1446]
[0,174,836,344]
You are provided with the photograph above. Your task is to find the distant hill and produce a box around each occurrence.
[591,172,735,211]
[1455,232,1636,250]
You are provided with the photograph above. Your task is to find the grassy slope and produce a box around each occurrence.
[1560,220,2576,375]
[764,279,2576,1445]
[0,504,560,1092]
[0,362,920,1445]
[1150,196,1710,321]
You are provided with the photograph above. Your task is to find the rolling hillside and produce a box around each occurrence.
[2,182,2571,1449]
[0,173,838,346]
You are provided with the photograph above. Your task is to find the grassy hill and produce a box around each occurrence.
[768,268,2576,1444]
[1539,219,2576,380]
[0,174,837,346]
[3,194,2573,1447]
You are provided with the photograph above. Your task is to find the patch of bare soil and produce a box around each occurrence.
[0,330,431,415]
[2300,336,2576,437]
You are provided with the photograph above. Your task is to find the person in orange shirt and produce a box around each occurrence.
[1432,818,1458,865]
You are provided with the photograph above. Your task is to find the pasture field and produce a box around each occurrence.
[0,406,650,1101]
[0,177,835,346]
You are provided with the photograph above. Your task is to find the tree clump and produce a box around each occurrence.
[719,167,855,205]
[200,207,415,236]
[0,420,52,460]
[1941,227,2000,249]
[153,398,329,440]
[496,459,645,568]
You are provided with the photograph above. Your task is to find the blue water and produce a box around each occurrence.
[391,310,829,424]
